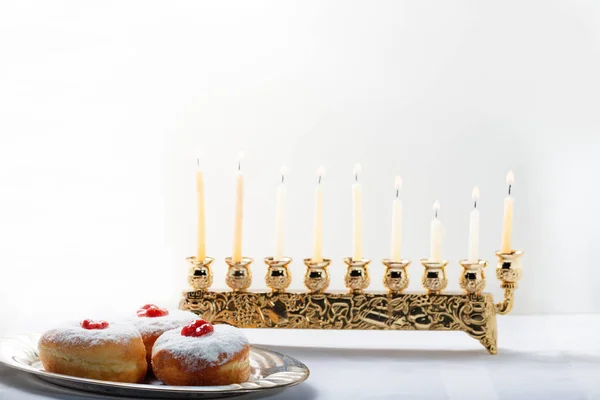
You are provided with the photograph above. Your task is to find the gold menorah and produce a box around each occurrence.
[180,251,523,354]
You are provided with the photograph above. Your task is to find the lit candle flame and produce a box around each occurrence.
[237,151,245,171]
[506,170,514,195]
[195,148,205,168]
[472,186,480,208]
[353,164,362,182]
[394,176,402,198]
[279,165,288,183]
[506,170,514,185]
[317,166,325,184]
[433,201,440,218]
[394,176,403,190]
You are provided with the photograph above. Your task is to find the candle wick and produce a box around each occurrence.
[238,160,241,171]
[196,158,200,167]
[355,173,358,182]
[474,200,477,209]
[395,189,399,198]
[508,184,512,196]
[281,174,285,184]
[318,175,322,185]
[434,210,438,219]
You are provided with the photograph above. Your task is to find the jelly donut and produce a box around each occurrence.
[132,304,197,365]
[151,320,250,386]
[38,319,147,383]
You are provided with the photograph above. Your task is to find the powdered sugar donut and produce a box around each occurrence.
[151,320,250,386]
[38,319,147,383]
[132,304,197,365]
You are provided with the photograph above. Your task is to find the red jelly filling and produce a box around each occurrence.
[181,319,214,337]
[137,304,169,318]
[81,319,109,330]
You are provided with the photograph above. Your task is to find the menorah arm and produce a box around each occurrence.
[494,250,523,316]
[495,285,515,315]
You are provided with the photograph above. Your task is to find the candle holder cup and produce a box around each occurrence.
[225,257,253,292]
[420,259,449,294]
[186,256,214,291]
[382,259,410,294]
[344,258,371,294]
[459,259,487,295]
[182,250,524,355]
[264,257,292,293]
[303,258,331,293]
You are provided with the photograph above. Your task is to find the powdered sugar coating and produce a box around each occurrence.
[131,310,198,337]
[152,324,248,369]
[40,321,141,348]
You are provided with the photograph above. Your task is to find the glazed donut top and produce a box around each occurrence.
[132,309,198,337]
[153,324,248,368]
[41,321,141,347]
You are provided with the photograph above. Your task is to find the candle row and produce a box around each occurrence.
[195,155,516,263]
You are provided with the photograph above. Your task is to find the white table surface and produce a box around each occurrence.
[1,315,599,400]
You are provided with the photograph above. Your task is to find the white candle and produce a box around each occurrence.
[195,159,206,261]
[468,186,480,262]
[430,201,442,262]
[391,176,403,262]
[312,167,325,262]
[274,166,288,260]
[232,152,245,262]
[501,170,514,253]
[352,164,363,261]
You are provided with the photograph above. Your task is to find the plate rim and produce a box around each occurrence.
[0,333,309,395]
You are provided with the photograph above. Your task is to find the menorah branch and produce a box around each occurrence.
[494,250,524,315]
[495,286,515,315]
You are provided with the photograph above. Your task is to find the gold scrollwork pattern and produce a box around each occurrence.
[496,268,522,283]
[459,273,486,295]
[181,291,498,354]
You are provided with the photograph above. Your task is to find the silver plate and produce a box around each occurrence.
[0,334,309,399]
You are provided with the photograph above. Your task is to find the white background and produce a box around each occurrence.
[1,0,599,335]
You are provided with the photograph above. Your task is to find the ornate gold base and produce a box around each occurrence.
[180,291,499,354]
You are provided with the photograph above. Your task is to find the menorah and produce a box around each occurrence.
[180,250,523,355]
